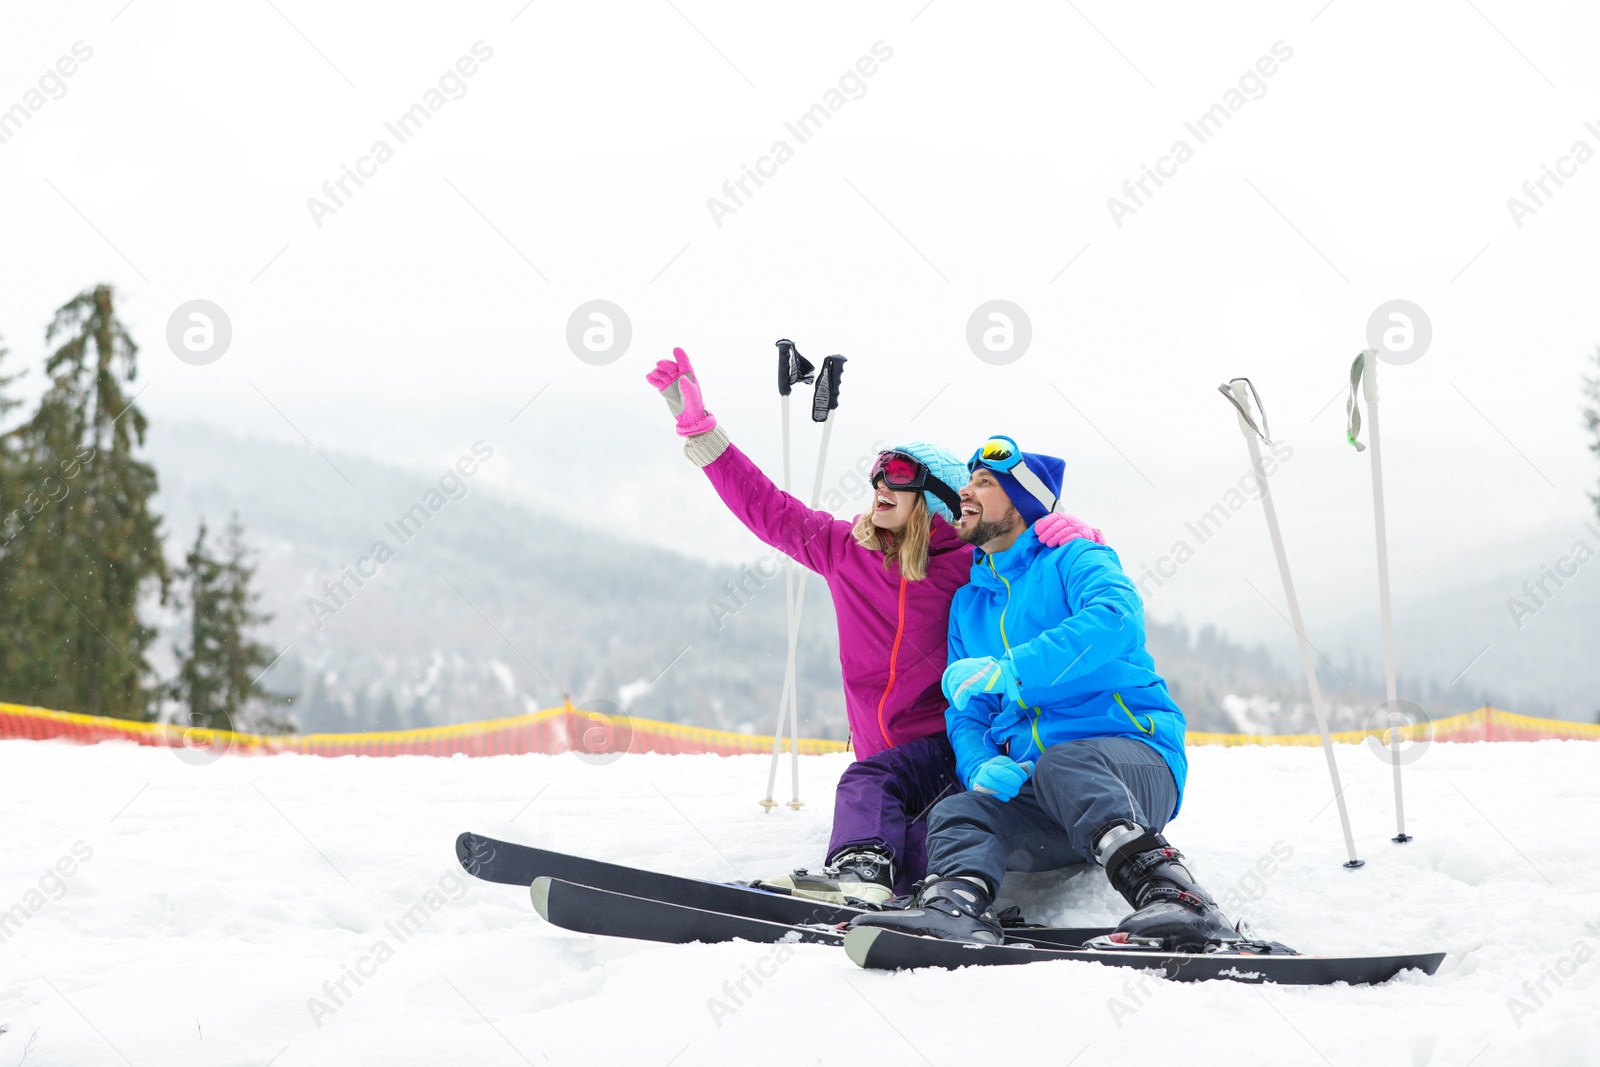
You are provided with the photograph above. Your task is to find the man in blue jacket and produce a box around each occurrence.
[852,435,1237,952]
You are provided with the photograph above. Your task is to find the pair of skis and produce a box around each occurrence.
[457,832,1445,985]
[763,340,846,813]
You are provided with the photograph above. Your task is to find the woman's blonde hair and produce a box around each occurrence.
[851,493,933,581]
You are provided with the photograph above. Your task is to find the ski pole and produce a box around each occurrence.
[778,355,846,810]
[1346,351,1411,843]
[762,340,813,812]
[1220,378,1363,869]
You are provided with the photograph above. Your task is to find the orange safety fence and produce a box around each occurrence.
[1187,706,1600,746]
[0,700,848,759]
[0,701,1596,759]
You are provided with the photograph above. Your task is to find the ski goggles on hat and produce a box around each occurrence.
[871,451,962,517]
[969,436,1025,473]
[967,435,1059,514]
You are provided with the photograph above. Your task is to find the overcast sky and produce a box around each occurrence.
[2,0,1597,659]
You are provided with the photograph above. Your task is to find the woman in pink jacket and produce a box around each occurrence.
[646,348,1095,903]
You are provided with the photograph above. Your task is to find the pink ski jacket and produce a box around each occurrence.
[701,443,971,759]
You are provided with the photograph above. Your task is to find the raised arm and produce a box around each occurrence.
[647,347,850,576]
[695,437,850,575]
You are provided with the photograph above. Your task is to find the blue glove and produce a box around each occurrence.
[969,756,1033,801]
[943,656,1023,712]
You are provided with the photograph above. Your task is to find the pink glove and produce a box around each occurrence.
[645,347,716,437]
[1035,512,1105,548]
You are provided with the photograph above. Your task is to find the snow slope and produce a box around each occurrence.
[1,738,1596,1067]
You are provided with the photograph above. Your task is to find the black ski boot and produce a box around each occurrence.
[1093,823,1239,953]
[750,847,896,907]
[847,876,1004,944]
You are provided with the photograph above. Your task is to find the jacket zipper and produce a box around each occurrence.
[872,575,908,750]
[1114,692,1155,735]
[986,557,1046,758]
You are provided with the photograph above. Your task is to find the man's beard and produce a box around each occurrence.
[959,513,1019,547]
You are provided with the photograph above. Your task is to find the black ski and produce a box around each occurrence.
[458,831,871,926]
[534,877,847,946]
[844,925,1445,986]
[530,876,1116,949]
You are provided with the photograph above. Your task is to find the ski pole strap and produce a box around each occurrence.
[1218,377,1272,445]
[1345,350,1371,452]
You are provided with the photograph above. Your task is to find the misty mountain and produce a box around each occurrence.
[143,423,1593,738]
[147,422,843,737]
[1322,525,1600,724]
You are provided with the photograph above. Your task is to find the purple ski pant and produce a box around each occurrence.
[827,732,959,895]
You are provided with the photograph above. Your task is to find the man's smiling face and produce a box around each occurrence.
[957,468,1022,549]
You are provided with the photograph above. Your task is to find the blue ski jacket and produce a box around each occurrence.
[945,527,1187,817]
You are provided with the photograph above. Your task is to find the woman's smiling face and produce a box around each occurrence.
[869,481,918,534]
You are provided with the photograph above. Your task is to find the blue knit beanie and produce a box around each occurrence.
[887,441,967,523]
[990,450,1065,525]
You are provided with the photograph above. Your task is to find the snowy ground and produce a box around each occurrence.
[1,738,1597,1067]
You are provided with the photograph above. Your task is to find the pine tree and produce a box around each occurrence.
[0,333,24,649]
[0,331,18,425]
[0,329,21,495]
[173,514,288,733]
[0,329,55,697]
[0,284,167,717]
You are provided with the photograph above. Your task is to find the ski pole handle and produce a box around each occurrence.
[812,355,846,423]
[775,338,815,397]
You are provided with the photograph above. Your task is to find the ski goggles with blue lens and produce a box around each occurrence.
[968,435,1024,473]
[967,435,1059,514]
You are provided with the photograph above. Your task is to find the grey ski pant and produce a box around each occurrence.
[925,736,1179,894]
